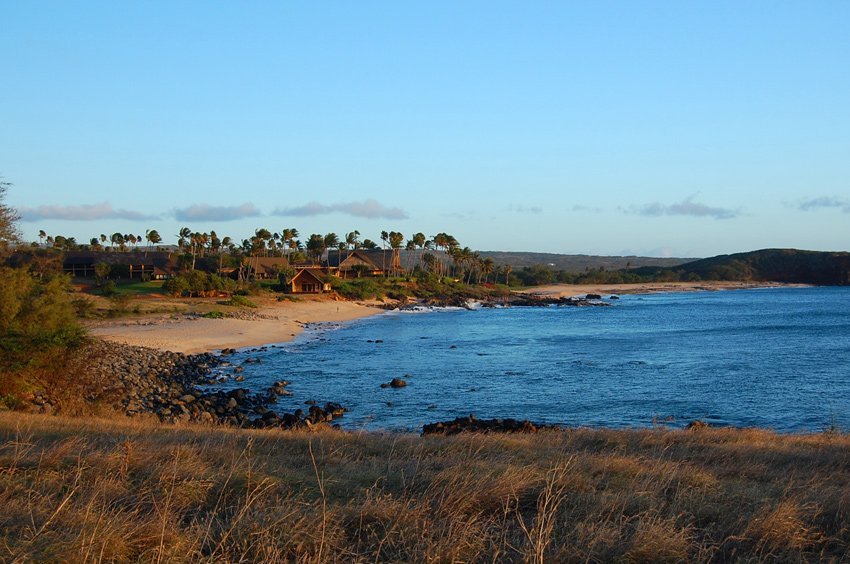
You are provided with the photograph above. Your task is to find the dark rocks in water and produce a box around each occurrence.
[609,295,620,300]
[243,358,261,364]
[374,339,384,343]
[502,295,611,308]
[270,381,292,396]
[381,377,407,389]
[449,345,458,349]
[687,420,710,430]
[422,415,559,435]
[233,366,245,374]
[585,293,602,300]
[220,348,237,355]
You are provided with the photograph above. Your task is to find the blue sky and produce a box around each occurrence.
[2,1,848,257]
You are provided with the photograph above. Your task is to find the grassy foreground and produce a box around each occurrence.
[2,413,849,562]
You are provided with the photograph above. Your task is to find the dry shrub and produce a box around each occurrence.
[622,513,694,562]
[745,499,823,557]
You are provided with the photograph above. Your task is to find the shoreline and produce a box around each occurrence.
[88,281,808,354]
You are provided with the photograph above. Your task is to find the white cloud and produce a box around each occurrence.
[273,199,408,220]
[19,202,158,222]
[174,203,261,222]
[627,195,737,220]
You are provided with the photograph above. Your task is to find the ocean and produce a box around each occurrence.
[208,287,850,432]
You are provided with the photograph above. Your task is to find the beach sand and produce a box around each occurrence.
[87,297,383,354]
[521,280,800,298]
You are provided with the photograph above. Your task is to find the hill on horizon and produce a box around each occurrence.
[478,251,694,272]
[633,248,850,285]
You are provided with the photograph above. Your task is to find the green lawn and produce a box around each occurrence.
[112,280,165,296]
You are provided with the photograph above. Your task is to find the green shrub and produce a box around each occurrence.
[223,295,258,308]
[202,310,226,319]
[100,280,118,297]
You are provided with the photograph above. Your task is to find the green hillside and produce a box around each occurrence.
[634,249,850,285]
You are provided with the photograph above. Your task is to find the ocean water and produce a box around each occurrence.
[211,287,850,432]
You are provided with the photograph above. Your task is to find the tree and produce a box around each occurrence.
[306,234,326,264]
[177,227,189,249]
[481,257,495,284]
[38,230,47,247]
[0,181,20,256]
[388,231,404,276]
[110,233,125,251]
[324,232,339,267]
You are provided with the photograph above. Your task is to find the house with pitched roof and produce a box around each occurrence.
[289,268,332,293]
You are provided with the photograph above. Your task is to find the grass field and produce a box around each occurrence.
[2,412,849,562]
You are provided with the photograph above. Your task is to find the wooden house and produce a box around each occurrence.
[62,251,178,280]
[289,268,332,293]
[326,250,391,278]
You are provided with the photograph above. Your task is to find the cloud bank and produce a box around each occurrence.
[797,196,850,212]
[19,202,158,222]
[628,195,737,220]
[273,199,408,220]
[174,203,261,222]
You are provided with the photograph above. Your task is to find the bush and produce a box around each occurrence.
[202,310,226,319]
[100,280,118,297]
[0,268,85,402]
[224,295,258,308]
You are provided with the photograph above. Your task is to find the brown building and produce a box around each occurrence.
[289,268,332,293]
[326,249,390,278]
[62,251,178,280]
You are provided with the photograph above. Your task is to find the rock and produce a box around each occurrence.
[381,377,407,389]
[585,293,602,300]
[179,394,196,404]
[422,416,558,435]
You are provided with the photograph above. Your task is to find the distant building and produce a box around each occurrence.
[289,268,332,293]
[62,251,179,280]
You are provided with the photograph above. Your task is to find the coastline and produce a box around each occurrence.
[520,280,806,298]
[88,281,807,354]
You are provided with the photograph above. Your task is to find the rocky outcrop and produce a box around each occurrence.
[422,415,560,435]
[20,340,347,430]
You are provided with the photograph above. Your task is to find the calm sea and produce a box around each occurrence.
[211,287,850,432]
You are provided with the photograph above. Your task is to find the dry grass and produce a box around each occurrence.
[1,413,849,562]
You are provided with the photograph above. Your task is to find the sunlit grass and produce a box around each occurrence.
[1,412,848,561]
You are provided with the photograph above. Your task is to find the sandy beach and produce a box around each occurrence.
[88,281,804,354]
[87,297,384,354]
[520,280,802,298]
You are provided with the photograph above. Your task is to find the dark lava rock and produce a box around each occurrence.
[686,420,710,430]
[585,293,602,300]
[422,415,560,435]
[381,377,407,389]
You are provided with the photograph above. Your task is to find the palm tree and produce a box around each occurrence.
[481,258,495,284]
[38,230,46,247]
[178,227,191,250]
[281,228,299,261]
[345,230,360,260]
[388,231,404,276]
[110,232,124,251]
[324,232,339,267]
[380,230,389,276]
[504,264,513,286]
[306,234,326,264]
[145,229,161,257]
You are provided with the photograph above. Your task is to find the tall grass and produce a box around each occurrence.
[1,413,849,561]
